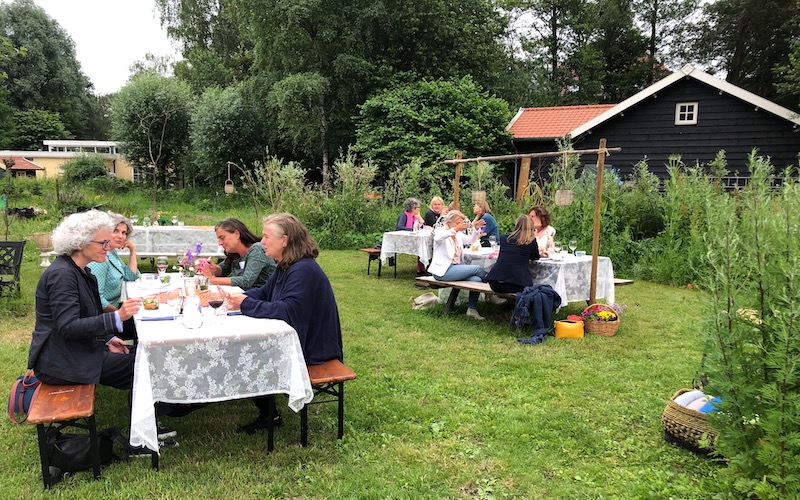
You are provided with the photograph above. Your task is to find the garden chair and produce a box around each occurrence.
[0,240,25,296]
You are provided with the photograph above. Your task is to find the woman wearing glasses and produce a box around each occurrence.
[28,210,144,391]
[29,210,178,448]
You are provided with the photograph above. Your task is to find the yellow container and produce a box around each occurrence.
[555,320,584,339]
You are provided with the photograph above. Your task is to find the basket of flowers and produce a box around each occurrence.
[581,303,620,336]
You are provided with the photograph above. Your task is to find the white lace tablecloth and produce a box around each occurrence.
[123,225,225,258]
[130,315,313,453]
[461,249,615,305]
[380,230,434,266]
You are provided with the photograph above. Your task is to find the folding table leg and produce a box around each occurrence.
[265,394,275,453]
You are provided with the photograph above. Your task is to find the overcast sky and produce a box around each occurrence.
[9,0,181,95]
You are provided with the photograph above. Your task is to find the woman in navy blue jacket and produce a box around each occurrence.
[486,215,540,293]
[228,213,343,434]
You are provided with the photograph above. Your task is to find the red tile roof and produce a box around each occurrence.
[507,104,616,139]
[2,157,45,170]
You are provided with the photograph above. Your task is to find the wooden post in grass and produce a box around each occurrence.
[453,150,463,210]
[589,139,607,304]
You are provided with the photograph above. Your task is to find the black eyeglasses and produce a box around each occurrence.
[90,240,111,248]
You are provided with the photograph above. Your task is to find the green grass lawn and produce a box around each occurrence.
[1,250,720,498]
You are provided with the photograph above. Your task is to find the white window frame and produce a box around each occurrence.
[675,102,698,125]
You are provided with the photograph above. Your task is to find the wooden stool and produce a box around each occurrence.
[27,384,99,489]
[300,360,357,447]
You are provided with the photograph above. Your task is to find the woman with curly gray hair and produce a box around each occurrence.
[29,210,143,390]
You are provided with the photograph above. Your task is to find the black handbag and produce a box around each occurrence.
[47,428,129,474]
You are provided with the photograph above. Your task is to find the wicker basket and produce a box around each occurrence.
[661,389,717,453]
[582,303,619,336]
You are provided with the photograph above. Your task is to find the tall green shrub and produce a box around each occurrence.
[701,153,800,498]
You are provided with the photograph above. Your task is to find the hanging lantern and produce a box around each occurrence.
[223,162,235,194]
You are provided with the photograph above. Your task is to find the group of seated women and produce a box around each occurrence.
[426,203,556,320]
[28,209,344,449]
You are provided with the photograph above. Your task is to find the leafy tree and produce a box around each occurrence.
[590,0,651,102]
[111,73,193,189]
[190,85,265,185]
[632,0,700,81]
[158,0,513,188]
[775,38,800,110]
[268,73,331,186]
[690,0,800,106]
[155,0,253,92]
[0,0,101,138]
[353,77,513,174]
[8,109,72,150]
[61,154,108,183]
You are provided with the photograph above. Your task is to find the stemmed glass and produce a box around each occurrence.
[207,292,225,324]
[171,214,179,226]
[568,239,578,255]
[167,291,183,316]
[156,256,169,279]
[130,214,139,226]
[553,240,563,254]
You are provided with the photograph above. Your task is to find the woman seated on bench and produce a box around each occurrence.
[86,211,139,341]
[428,210,487,320]
[200,218,276,290]
[28,210,179,447]
[227,213,343,434]
[487,215,540,294]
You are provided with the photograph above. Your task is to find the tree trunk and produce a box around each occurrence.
[320,99,331,192]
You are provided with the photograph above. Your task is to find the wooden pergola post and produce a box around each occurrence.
[452,150,462,210]
[589,138,607,304]
[515,157,531,208]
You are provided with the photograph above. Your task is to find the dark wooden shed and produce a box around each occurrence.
[508,65,800,183]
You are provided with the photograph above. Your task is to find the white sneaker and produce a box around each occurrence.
[466,308,485,320]
[486,294,507,305]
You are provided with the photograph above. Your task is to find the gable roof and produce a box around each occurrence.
[507,104,615,139]
[569,64,800,138]
[2,156,45,171]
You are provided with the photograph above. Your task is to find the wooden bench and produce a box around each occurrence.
[414,275,517,313]
[27,384,158,488]
[359,248,396,278]
[301,360,357,447]
[613,278,634,286]
[26,384,101,488]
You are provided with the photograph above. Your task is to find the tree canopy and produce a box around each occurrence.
[353,77,513,171]
[110,73,192,188]
[0,0,105,140]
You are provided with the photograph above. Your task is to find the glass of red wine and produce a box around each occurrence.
[207,292,225,324]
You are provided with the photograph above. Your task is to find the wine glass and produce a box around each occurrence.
[568,239,578,255]
[167,291,183,315]
[553,240,563,255]
[156,256,168,277]
[207,292,225,323]
[130,214,139,226]
[171,214,179,226]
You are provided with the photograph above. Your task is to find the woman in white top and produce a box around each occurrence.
[528,205,556,257]
[428,210,487,320]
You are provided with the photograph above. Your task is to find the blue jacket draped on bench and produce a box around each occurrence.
[510,284,561,336]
